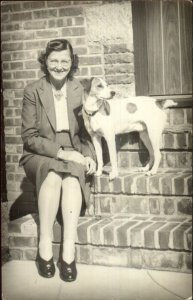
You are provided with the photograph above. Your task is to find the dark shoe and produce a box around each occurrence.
[60,259,77,282]
[36,253,55,278]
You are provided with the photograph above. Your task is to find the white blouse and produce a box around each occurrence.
[51,83,70,132]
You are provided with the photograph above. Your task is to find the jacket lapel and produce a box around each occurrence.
[37,77,80,135]
[37,77,56,130]
[66,79,79,137]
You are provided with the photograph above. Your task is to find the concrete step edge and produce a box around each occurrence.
[8,214,192,252]
[8,245,192,273]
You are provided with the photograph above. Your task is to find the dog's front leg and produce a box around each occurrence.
[105,133,118,180]
[92,135,103,176]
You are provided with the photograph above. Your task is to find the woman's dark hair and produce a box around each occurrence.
[38,39,78,79]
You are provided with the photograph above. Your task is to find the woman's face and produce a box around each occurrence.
[46,48,72,83]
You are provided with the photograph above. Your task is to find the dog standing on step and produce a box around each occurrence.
[81,78,177,180]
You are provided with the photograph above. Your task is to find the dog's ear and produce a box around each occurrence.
[80,78,94,94]
[103,100,111,115]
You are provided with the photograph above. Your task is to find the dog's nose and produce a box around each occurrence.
[111,91,116,97]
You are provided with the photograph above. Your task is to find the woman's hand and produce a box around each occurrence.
[68,151,86,165]
[84,157,96,175]
[58,149,86,165]
[57,150,96,174]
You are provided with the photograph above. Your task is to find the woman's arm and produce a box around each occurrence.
[21,85,62,158]
[22,84,89,166]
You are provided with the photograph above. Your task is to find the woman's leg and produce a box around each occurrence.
[61,175,82,263]
[38,171,62,260]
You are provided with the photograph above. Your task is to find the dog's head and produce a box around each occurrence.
[81,77,115,100]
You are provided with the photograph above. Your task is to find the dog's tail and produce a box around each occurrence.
[163,99,177,109]
[156,99,177,109]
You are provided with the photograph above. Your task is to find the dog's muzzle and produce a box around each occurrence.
[100,91,116,101]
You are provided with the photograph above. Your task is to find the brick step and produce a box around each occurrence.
[8,214,192,273]
[92,168,192,196]
[90,195,192,217]
[10,168,192,196]
[8,195,192,222]
[115,129,192,151]
[116,151,191,169]
[166,106,192,127]
[8,169,192,220]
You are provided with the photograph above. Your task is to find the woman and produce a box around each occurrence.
[19,39,96,281]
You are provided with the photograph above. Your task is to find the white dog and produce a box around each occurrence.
[81,78,177,180]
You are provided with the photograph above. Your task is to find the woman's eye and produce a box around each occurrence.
[62,60,71,64]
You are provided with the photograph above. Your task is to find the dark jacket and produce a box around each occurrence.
[20,76,96,165]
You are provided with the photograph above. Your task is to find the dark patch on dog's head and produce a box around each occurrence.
[126,102,137,114]
[80,78,94,95]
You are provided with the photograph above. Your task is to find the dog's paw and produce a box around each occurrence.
[138,164,150,173]
[109,171,118,181]
[145,170,156,176]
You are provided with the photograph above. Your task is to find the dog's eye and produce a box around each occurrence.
[97,84,103,88]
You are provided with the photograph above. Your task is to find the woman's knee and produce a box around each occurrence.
[62,175,80,190]
[44,171,62,189]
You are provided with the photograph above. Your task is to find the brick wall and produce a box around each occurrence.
[1,1,135,213]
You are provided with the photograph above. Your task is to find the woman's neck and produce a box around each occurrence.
[49,77,67,90]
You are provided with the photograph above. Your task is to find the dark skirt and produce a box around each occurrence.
[23,131,92,207]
